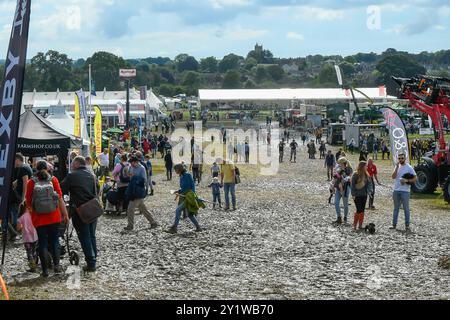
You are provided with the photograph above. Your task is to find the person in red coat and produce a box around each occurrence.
[25,161,69,278]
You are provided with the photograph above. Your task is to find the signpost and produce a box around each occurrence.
[119,69,136,129]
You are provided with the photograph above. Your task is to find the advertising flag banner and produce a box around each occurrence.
[117,102,125,126]
[76,89,87,120]
[0,0,32,220]
[94,106,102,156]
[381,107,410,165]
[74,93,81,137]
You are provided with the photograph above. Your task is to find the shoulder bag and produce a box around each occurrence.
[76,175,103,224]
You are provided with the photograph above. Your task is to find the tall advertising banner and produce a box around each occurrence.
[74,93,81,137]
[117,102,125,126]
[381,107,410,165]
[76,89,87,121]
[0,0,32,222]
[94,106,102,156]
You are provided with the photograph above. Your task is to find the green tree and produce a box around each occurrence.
[85,51,130,90]
[266,65,284,81]
[339,61,356,78]
[376,54,427,94]
[175,54,199,72]
[218,54,242,73]
[247,48,274,64]
[222,70,241,89]
[182,71,203,95]
[255,65,267,83]
[200,56,218,73]
[29,50,79,91]
[318,64,338,86]
[244,79,256,88]
[244,57,257,71]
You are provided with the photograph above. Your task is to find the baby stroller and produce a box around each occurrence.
[59,220,80,266]
[102,181,122,215]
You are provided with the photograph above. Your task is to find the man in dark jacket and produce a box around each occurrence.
[61,156,99,272]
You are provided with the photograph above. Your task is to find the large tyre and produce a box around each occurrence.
[443,177,450,204]
[412,164,438,194]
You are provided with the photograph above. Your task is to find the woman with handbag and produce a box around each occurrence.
[25,161,69,278]
[61,156,101,273]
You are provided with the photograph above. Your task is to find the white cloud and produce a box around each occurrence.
[286,32,304,41]
[295,7,345,21]
[209,0,253,10]
[217,26,268,40]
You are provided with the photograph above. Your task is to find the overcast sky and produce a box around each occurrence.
[0,0,449,60]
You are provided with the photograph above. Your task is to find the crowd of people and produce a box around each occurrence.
[324,148,416,232]
[0,119,424,281]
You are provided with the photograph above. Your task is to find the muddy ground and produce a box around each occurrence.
[2,143,450,300]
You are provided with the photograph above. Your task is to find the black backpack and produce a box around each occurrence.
[119,163,130,183]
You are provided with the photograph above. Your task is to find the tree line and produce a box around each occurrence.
[0,46,449,97]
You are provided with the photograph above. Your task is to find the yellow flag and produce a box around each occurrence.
[94,105,102,156]
[74,94,81,137]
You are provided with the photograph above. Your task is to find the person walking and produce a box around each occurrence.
[97,149,110,179]
[367,158,381,210]
[208,177,222,209]
[166,164,202,234]
[245,142,250,164]
[391,153,417,232]
[145,155,154,196]
[164,150,174,181]
[3,153,33,242]
[290,139,298,163]
[351,161,373,231]
[123,156,158,232]
[221,159,237,211]
[27,161,69,277]
[112,154,130,212]
[319,141,326,159]
[278,139,286,163]
[325,151,336,181]
[61,156,99,272]
[332,157,353,224]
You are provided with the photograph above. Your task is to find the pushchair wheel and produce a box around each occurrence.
[69,252,80,266]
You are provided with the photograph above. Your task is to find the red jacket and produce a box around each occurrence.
[26,176,62,228]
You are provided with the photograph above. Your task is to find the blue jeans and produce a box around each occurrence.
[36,223,60,272]
[335,188,350,218]
[1,204,19,233]
[71,210,98,268]
[174,202,200,229]
[393,191,411,227]
[213,193,221,206]
[224,183,236,209]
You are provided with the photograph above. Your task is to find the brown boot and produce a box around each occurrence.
[353,213,359,230]
[358,213,365,229]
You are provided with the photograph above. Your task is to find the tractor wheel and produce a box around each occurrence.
[412,164,438,194]
[443,177,450,204]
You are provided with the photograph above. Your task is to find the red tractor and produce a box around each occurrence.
[393,75,450,202]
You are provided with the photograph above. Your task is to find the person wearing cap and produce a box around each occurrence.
[166,164,202,234]
[332,157,353,224]
[208,177,222,209]
[123,156,158,232]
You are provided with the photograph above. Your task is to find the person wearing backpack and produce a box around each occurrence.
[25,161,69,278]
[123,156,158,232]
[112,154,130,212]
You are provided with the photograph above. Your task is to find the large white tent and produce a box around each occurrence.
[199,87,395,110]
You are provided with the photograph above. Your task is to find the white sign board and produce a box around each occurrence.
[119,69,137,78]
[419,128,434,135]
